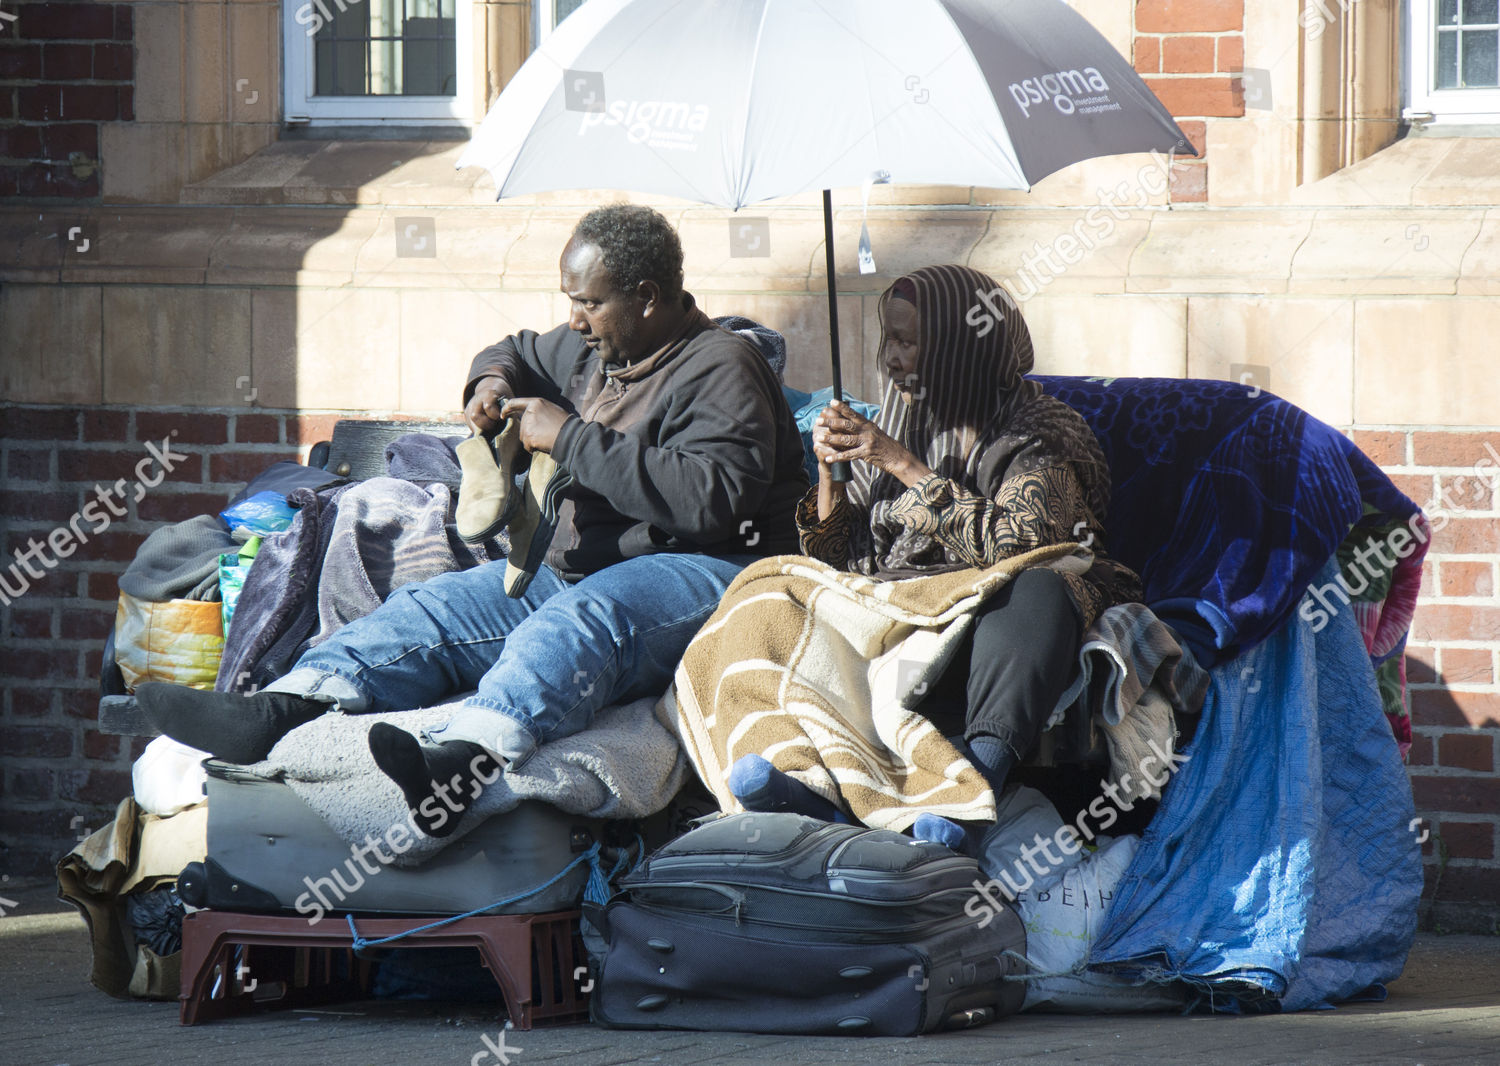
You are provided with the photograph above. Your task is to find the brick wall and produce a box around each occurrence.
[3,403,1498,921]
[0,405,333,875]
[0,1,135,199]
[1132,0,1247,203]
[1355,428,1500,926]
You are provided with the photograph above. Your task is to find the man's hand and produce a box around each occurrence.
[813,401,932,488]
[501,397,571,454]
[465,375,514,435]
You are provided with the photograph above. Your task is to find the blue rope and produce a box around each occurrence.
[345,841,605,952]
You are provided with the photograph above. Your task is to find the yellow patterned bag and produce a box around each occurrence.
[113,593,224,692]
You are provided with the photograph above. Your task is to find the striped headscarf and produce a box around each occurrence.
[847,264,1111,577]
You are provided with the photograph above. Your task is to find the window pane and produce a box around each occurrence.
[1442,0,1460,23]
[1463,0,1498,24]
[1438,29,1461,87]
[312,0,456,96]
[556,0,587,25]
[1462,30,1500,85]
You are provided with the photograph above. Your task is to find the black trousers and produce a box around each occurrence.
[915,567,1083,761]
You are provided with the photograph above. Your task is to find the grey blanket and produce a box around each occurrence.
[1052,602,1210,801]
[249,697,688,866]
[120,515,246,602]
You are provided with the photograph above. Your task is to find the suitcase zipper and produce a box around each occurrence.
[627,897,986,941]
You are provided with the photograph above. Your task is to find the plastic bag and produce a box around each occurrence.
[218,536,261,635]
[133,735,210,817]
[124,885,186,957]
[220,490,297,536]
[114,592,224,691]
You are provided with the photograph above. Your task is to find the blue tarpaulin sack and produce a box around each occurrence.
[790,387,882,487]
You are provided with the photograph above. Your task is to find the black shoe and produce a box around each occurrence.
[135,683,326,764]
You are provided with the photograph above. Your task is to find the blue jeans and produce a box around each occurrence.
[266,553,750,767]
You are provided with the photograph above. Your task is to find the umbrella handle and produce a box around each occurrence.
[829,461,852,483]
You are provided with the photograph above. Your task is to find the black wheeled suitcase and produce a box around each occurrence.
[589,813,1027,1035]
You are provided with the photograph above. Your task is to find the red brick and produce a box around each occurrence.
[114,4,133,39]
[1412,772,1500,816]
[16,160,97,198]
[1438,820,1495,860]
[17,84,61,121]
[1134,36,1160,74]
[210,450,296,484]
[7,768,55,801]
[18,3,117,39]
[135,490,231,524]
[1145,75,1245,118]
[1174,119,1207,157]
[8,687,54,718]
[42,42,93,79]
[0,644,78,681]
[1428,517,1500,556]
[5,447,53,481]
[1419,564,1437,598]
[81,410,130,441]
[8,607,54,639]
[42,121,97,158]
[118,84,131,121]
[57,446,131,483]
[233,414,282,444]
[0,164,20,197]
[77,528,144,564]
[1136,0,1244,33]
[1387,473,1434,508]
[1161,35,1216,73]
[1405,730,1433,766]
[1353,430,1407,466]
[1406,647,1437,685]
[1412,431,1500,469]
[1410,605,1500,644]
[65,768,132,805]
[0,487,78,522]
[83,730,119,760]
[129,735,152,759]
[2,406,79,440]
[1438,731,1495,772]
[1169,161,1208,202]
[289,414,341,446]
[1440,561,1495,599]
[1217,34,1244,73]
[0,123,43,159]
[59,84,119,121]
[136,413,227,446]
[60,607,107,640]
[1411,687,1500,728]
[0,44,44,80]
[85,570,121,601]
[0,725,73,758]
[1434,472,1495,512]
[61,685,102,719]
[92,41,131,80]
[1441,647,1494,685]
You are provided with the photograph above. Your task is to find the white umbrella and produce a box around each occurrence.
[459,0,1194,477]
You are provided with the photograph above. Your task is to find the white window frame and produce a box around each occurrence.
[1408,0,1500,123]
[282,0,474,125]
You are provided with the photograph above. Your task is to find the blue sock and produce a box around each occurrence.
[965,735,1017,795]
[728,755,845,822]
[912,812,984,857]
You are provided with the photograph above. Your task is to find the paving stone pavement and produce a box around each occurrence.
[3,877,1497,1066]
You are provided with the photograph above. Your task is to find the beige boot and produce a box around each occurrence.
[456,418,522,543]
[502,450,573,598]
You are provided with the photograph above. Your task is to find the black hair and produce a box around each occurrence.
[571,204,684,298]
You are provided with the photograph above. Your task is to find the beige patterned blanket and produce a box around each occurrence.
[659,544,1093,831]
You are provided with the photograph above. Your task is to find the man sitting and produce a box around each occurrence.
[138,204,809,836]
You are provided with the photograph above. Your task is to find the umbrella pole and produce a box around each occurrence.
[822,188,852,484]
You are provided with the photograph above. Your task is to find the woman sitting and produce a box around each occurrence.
[730,264,1141,850]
